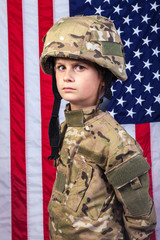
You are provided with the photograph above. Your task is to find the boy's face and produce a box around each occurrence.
[55,58,104,110]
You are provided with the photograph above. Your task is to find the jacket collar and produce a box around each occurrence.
[64,103,98,127]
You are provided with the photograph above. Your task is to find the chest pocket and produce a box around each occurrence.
[66,162,93,212]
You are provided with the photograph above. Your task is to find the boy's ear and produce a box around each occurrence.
[101,79,105,87]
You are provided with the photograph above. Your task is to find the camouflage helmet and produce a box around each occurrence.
[40,15,127,81]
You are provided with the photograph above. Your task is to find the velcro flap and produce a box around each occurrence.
[65,110,84,127]
[106,155,150,189]
[102,42,123,56]
[55,171,66,193]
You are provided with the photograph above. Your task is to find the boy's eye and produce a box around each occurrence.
[75,65,85,71]
[56,65,65,71]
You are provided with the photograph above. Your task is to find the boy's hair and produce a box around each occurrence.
[93,62,109,81]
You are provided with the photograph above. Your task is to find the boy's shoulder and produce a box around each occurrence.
[89,109,124,132]
[60,108,129,139]
[87,109,135,145]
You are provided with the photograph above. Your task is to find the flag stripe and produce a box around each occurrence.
[7,0,28,239]
[135,123,153,196]
[38,1,56,239]
[135,123,155,240]
[122,124,135,139]
[0,1,11,240]
[53,0,70,22]
[22,0,44,239]
[53,0,70,125]
[151,122,160,239]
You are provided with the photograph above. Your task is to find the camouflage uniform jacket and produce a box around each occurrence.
[48,105,156,240]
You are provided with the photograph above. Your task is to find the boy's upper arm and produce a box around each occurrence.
[105,154,151,217]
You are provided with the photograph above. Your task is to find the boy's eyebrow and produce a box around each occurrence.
[55,59,84,65]
[55,61,62,65]
[55,61,66,66]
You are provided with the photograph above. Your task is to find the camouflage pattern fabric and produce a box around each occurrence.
[48,105,156,240]
[40,15,127,81]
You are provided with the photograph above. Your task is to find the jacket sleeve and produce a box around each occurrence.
[105,154,157,239]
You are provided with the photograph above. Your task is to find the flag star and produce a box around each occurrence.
[126,61,134,71]
[117,96,126,106]
[116,79,122,84]
[126,108,136,118]
[125,84,135,94]
[124,38,133,48]
[143,59,152,69]
[133,26,142,36]
[117,27,124,36]
[144,83,153,93]
[95,6,104,15]
[141,14,151,24]
[142,36,152,46]
[133,49,143,59]
[151,23,160,33]
[107,16,114,21]
[113,5,123,14]
[150,2,160,11]
[111,85,116,95]
[108,109,117,118]
[135,96,145,106]
[152,47,160,57]
[132,3,141,13]
[153,70,160,80]
[85,0,92,4]
[145,107,155,117]
[134,72,143,82]
[154,94,160,104]
[123,16,132,25]
[103,0,110,3]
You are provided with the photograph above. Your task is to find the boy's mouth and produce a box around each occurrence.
[63,87,76,91]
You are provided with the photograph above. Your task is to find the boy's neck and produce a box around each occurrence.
[70,103,90,111]
[70,100,101,111]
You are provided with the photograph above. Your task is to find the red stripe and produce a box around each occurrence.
[135,123,155,240]
[7,0,28,239]
[38,1,57,239]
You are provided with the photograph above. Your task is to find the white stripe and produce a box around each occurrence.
[151,122,160,240]
[22,1,44,239]
[53,0,70,23]
[0,1,11,240]
[122,124,136,139]
[53,0,70,123]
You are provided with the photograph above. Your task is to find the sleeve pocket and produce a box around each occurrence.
[106,155,151,216]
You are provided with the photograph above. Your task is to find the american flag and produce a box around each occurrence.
[0,0,159,240]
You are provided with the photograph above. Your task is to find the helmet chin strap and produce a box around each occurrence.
[48,59,62,161]
[99,70,113,112]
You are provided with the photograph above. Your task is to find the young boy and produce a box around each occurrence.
[40,15,156,240]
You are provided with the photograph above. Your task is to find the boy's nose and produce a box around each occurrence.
[63,68,74,82]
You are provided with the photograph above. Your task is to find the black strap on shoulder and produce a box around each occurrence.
[99,69,113,112]
[48,58,62,160]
